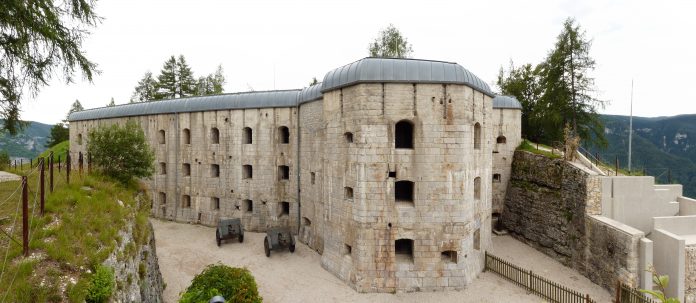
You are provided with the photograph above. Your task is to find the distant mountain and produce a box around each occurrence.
[0,120,53,160]
[586,114,696,197]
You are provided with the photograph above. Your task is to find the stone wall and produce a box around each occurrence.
[502,150,641,292]
[69,106,300,233]
[104,214,164,302]
[491,107,521,215]
[319,83,492,293]
[687,245,696,303]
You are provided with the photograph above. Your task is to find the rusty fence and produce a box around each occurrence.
[615,282,658,303]
[484,252,596,303]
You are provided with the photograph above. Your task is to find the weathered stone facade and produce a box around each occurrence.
[501,151,641,292]
[686,245,696,303]
[491,105,521,215]
[69,57,514,293]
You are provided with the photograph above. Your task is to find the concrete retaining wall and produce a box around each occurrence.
[680,196,696,216]
[651,229,686,302]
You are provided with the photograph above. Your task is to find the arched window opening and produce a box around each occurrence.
[343,244,352,257]
[344,187,353,200]
[242,127,252,144]
[182,128,191,144]
[279,126,290,144]
[344,132,353,143]
[474,177,481,200]
[473,123,481,150]
[302,217,311,226]
[279,201,290,216]
[278,165,290,180]
[441,250,458,263]
[395,239,414,263]
[78,134,83,145]
[244,199,253,213]
[182,195,191,208]
[395,120,414,149]
[395,180,414,204]
[211,197,220,210]
[496,135,506,144]
[158,129,166,144]
[211,127,220,144]
[242,165,253,179]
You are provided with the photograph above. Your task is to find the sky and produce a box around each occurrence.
[21,0,696,125]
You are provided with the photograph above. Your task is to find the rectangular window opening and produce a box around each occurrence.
[243,165,253,179]
[279,165,290,180]
[395,239,414,263]
[211,164,220,178]
[244,199,253,213]
[211,197,220,210]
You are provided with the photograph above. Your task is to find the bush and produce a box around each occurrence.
[87,120,154,184]
[86,265,114,303]
[179,264,262,303]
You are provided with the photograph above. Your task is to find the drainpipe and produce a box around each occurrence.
[296,105,302,235]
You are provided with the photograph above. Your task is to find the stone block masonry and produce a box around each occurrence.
[502,151,641,292]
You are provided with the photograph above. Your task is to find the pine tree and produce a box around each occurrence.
[131,72,158,103]
[177,55,197,97]
[64,99,84,122]
[196,65,225,96]
[156,56,178,100]
[210,65,225,94]
[107,97,115,107]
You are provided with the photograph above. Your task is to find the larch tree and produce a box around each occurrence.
[368,24,413,58]
[131,71,158,103]
[155,56,178,100]
[0,0,100,134]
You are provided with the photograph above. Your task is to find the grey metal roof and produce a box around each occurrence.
[298,83,323,104]
[321,57,494,97]
[68,90,301,121]
[492,95,523,109]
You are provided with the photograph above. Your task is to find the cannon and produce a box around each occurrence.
[263,227,295,257]
[216,218,244,246]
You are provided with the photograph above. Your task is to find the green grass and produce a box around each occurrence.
[0,167,151,302]
[39,140,69,161]
[517,139,562,159]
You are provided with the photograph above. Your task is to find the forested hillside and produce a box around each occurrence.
[588,114,696,197]
[0,120,52,159]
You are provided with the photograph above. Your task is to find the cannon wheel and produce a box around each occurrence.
[289,243,295,253]
[238,233,244,243]
[264,236,271,257]
[216,230,221,247]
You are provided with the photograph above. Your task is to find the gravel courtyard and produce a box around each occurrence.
[152,219,611,303]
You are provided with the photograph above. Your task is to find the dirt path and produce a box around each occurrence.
[153,219,609,303]
[0,171,20,182]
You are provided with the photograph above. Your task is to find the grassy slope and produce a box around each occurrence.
[0,169,151,302]
[39,140,69,160]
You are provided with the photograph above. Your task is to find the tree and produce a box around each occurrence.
[497,18,605,147]
[65,100,84,122]
[1,0,100,135]
[131,72,158,103]
[368,24,413,58]
[87,120,155,184]
[176,55,197,97]
[309,77,319,86]
[107,98,115,107]
[155,56,178,100]
[538,18,606,147]
[46,123,69,147]
[196,65,226,96]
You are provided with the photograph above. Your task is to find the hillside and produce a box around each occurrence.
[0,120,53,159]
[587,114,696,197]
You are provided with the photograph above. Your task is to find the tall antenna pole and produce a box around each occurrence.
[628,79,634,173]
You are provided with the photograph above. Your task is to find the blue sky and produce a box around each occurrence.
[22,0,696,124]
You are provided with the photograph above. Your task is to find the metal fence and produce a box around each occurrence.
[484,252,596,303]
[616,282,658,303]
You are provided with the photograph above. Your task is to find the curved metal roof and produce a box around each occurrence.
[298,83,323,104]
[492,95,523,109]
[321,57,494,97]
[68,90,301,121]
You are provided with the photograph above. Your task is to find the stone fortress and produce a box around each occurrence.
[68,57,523,293]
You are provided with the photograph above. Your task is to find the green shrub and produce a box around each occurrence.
[0,150,9,170]
[86,265,114,303]
[179,264,262,303]
[87,120,154,184]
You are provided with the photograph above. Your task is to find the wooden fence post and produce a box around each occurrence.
[615,280,621,303]
[49,152,54,193]
[22,176,28,257]
[615,156,619,176]
[67,153,71,185]
[40,158,45,216]
[58,155,61,172]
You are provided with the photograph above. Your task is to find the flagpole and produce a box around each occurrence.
[628,80,634,173]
